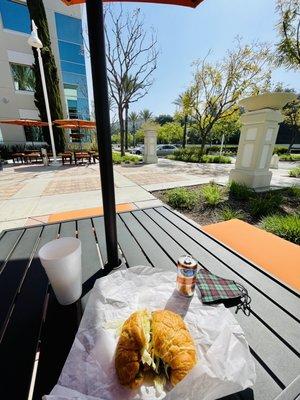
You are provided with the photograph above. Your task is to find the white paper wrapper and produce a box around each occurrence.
[44,266,256,400]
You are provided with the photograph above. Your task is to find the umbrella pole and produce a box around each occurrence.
[86,0,119,269]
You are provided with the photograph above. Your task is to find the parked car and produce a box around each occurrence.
[131,145,144,155]
[156,144,177,156]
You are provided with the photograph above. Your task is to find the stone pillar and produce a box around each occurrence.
[229,92,296,189]
[144,128,158,164]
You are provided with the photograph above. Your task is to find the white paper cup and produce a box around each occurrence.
[39,237,82,305]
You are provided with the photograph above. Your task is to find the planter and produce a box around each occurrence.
[239,92,297,112]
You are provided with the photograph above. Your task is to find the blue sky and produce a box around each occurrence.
[84,0,299,117]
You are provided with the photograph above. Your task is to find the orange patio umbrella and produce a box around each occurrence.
[54,119,96,150]
[0,119,48,147]
[53,119,96,129]
[60,0,204,269]
[0,119,48,127]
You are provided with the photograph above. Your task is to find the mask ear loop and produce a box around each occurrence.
[235,283,251,316]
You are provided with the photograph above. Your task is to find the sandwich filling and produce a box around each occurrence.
[138,310,169,391]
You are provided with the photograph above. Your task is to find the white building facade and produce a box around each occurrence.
[0,0,90,146]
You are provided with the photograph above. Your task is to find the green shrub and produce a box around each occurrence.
[229,181,254,201]
[289,166,300,178]
[201,184,222,206]
[287,186,300,197]
[250,192,282,218]
[261,214,300,244]
[170,147,231,163]
[112,152,141,164]
[273,146,288,155]
[279,154,300,161]
[207,145,238,154]
[219,207,245,221]
[165,187,198,209]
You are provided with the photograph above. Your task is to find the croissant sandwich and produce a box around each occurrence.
[115,309,197,389]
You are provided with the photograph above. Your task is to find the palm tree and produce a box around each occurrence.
[129,111,139,146]
[123,74,145,150]
[174,89,194,148]
[139,109,153,123]
[11,64,35,91]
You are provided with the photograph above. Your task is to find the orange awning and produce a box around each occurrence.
[61,0,203,7]
[0,119,48,127]
[53,119,96,129]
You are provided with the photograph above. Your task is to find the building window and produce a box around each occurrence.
[10,63,35,92]
[24,126,44,143]
[0,0,30,34]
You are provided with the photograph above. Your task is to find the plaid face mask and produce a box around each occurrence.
[196,269,251,316]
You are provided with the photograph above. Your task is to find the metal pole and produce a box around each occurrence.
[36,47,58,165]
[85,0,119,269]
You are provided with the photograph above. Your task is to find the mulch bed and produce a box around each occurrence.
[153,184,300,227]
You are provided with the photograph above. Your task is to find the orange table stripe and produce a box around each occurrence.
[202,219,300,292]
[48,203,136,223]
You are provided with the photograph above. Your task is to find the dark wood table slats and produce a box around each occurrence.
[92,216,107,265]
[0,224,59,399]
[0,228,24,272]
[145,208,300,355]
[116,215,151,268]
[0,206,298,400]
[119,212,175,270]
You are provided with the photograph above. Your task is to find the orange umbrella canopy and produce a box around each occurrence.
[53,119,96,129]
[61,0,203,8]
[0,119,48,127]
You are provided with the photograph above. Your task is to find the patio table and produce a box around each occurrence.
[0,206,299,400]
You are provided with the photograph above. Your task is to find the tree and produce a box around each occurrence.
[189,39,271,154]
[157,122,183,144]
[129,112,139,133]
[273,84,300,152]
[140,109,153,123]
[155,114,174,125]
[275,0,300,69]
[211,109,241,143]
[11,64,35,91]
[174,89,194,148]
[27,0,65,152]
[104,7,158,155]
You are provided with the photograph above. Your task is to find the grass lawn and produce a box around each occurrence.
[154,182,300,244]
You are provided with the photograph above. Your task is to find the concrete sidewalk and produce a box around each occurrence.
[1,158,299,233]
[0,163,161,232]
[115,158,300,191]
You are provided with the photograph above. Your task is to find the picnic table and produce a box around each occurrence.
[0,206,299,400]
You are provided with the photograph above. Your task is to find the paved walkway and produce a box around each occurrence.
[0,158,299,233]
[115,158,300,190]
[0,163,159,232]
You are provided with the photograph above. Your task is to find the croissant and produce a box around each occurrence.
[152,310,197,386]
[115,309,197,389]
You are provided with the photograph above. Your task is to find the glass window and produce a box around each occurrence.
[61,61,86,75]
[58,41,84,65]
[10,63,35,92]
[55,13,83,44]
[24,126,44,142]
[0,0,30,34]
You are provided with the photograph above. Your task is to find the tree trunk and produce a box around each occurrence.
[125,104,129,151]
[288,127,299,154]
[27,0,65,153]
[200,133,206,155]
[182,115,187,148]
[118,107,125,156]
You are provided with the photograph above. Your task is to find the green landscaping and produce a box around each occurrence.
[279,154,300,161]
[112,152,141,164]
[289,166,300,178]
[156,181,300,244]
[261,214,300,245]
[168,147,231,163]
